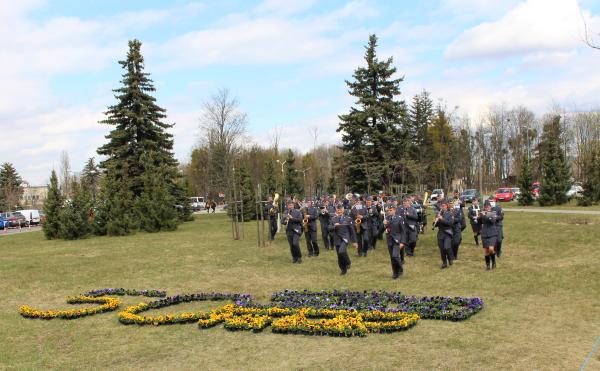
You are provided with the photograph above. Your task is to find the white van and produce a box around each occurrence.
[18,209,41,225]
[190,197,206,211]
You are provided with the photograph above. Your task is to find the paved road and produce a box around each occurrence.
[0,225,42,236]
[504,208,600,215]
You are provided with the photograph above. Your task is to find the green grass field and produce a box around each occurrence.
[1,212,599,370]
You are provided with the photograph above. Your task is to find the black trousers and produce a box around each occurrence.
[452,232,462,259]
[335,242,351,273]
[320,220,333,249]
[358,229,371,256]
[369,225,378,249]
[287,231,302,262]
[407,227,418,255]
[305,226,319,256]
[496,228,504,255]
[387,238,403,277]
[438,234,454,265]
[269,217,278,240]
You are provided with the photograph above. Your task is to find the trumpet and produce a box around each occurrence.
[269,192,280,215]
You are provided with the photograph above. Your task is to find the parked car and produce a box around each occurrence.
[566,185,584,198]
[190,196,206,211]
[459,189,480,203]
[511,187,522,200]
[429,189,444,205]
[0,212,29,228]
[17,209,42,225]
[494,188,514,202]
[0,214,8,230]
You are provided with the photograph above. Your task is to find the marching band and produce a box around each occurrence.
[272,191,505,276]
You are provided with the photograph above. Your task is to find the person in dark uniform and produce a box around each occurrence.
[263,196,278,241]
[383,204,407,279]
[468,198,482,245]
[400,197,419,256]
[328,204,358,275]
[318,199,335,250]
[365,196,380,250]
[304,200,320,257]
[350,197,370,257]
[432,200,455,269]
[479,201,499,270]
[282,201,304,264]
[491,202,505,257]
[451,199,466,260]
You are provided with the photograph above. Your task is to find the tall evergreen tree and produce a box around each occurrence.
[0,163,24,211]
[283,150,301,197]
[97,39,180,197]
[538,116,570,206]
[42,170,64,239]
[428,109,454,189]
[263,159,277,195]
[135,152,178,232]
[407,91,435,187]
[337,34,407,193]
[59,180,92,240]
[235,164,256,221]
[518,154,535,206]
[81,157,101,203]
[102,164,138,236]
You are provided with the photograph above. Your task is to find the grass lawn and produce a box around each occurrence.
[489,199,600,211]
[1,212,599,370]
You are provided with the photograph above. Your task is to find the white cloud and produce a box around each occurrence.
[254,0,317,16]
[444,0,599,59]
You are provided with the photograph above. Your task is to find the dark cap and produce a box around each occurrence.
[336,204,345,210]
[484,200,491,208]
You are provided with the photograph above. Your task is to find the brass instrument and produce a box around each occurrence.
[355,215,362,233]
[345,193,354,202]
[269,192,280,215]
[303,209,309,232]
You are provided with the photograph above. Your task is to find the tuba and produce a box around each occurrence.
[269,193,280,215]
[355,215,362,233]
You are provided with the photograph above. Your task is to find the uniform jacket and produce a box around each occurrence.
[479,211,498,238]
[328,214,357,246]
[435,210,454,237]
[283,208,303,235]
[384,214,408,245]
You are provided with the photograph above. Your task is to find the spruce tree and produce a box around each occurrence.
[135,152,178,232]
[518,154,535,206]
[283,150,301,197]
[337,34,407,193]
[81,157,100,197]
[237,164,256,221]
[59,180,92,240]
[427,109,454,189]
[538,116,570,206]
[0,163,24,211]
[102,164,138,236]
[407,91,435,186]
[97,39,185,203]
[263,159,277,195]
[43,170,64,239]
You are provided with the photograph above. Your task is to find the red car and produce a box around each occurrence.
[495,188,514,202]
[532,182,541,199]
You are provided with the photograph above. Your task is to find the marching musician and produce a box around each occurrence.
[383,204,407,279]
[451,199,466,260]
[304,200,320,257]
[479,200,499,270]
[399,197,419,257]
[328,204,358,275]
[491,201,505,258]
[265,196,278,241]
[319,198,335,250]
[282,201,304,264]
[350,196,370,257]
[468,198,482,246]
[432,199,455,269]
[365,196,380,250]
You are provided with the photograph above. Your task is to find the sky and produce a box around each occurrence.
[2,0,600,185]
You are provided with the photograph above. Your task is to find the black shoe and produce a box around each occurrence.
[448,259,453,266]
[492,262,496,269]
[441,264,448,269]
[486,266,490,271]
[496,252,502,258]
[297,258,302,264]
[392,275,399,279]
[292,260,297,264]
[340,270,347,275]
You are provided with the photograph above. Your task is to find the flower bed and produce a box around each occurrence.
[118,293,254,326]
[83,288,166,298]
[19,296,121,319]
[269,290,484,321]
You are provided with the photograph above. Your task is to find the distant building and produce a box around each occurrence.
[20,186,48,208]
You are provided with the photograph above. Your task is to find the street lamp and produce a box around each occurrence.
[296,167,311,199]
[479,132,493,195]
[520,125,530,159]
[276,160,287,198]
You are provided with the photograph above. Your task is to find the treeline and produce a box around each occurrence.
[43,40,192,240]
[183,34,600,209]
